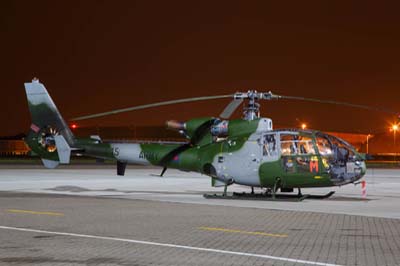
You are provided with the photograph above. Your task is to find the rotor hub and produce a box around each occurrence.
[232,90,280,120]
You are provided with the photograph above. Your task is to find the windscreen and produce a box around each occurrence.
[316,132,355,160]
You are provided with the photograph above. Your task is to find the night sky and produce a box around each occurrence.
[2,1,400,136]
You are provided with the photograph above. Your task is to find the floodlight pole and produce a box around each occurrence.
[394,130,397,162]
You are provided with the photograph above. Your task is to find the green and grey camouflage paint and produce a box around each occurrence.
[24,80,366,190]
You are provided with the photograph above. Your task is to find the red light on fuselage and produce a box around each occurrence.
[71,124,77,129]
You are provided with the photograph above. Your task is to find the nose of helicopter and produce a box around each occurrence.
[360,160,367,175]
[354,160,367,182]
[329,156,367,186]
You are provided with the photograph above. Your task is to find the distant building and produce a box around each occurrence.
[0,140,30,156]
[361,132,399,155]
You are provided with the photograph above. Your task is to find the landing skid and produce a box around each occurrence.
[203,191,335,202]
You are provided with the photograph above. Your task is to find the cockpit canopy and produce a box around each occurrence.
[266,129,358,161]
[262,129,365,185]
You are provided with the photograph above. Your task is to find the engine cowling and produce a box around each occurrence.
[166,117,274,141]
[166,117,215,139]
[166,118,230,138]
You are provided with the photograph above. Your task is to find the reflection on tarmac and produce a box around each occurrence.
[0,166,399,218]
[0,166,399,265]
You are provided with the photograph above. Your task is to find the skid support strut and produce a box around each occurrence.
[272,177,281,200]
[223,183,228,196]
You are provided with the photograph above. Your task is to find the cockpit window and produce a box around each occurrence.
[316,136,333,155]
[262,134,277,156]
[280,134,315,156]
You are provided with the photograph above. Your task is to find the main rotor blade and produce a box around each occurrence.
[278,95,399,115]
[71,95,231,121]
[220,98,243,119]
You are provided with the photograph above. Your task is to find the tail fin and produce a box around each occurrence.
[24,78,75,168]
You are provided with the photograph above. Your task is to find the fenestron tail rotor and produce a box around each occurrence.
[39,126,59,153]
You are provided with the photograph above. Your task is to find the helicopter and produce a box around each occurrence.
[24,78,384,200]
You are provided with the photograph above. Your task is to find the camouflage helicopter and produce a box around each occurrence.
[24,78,375,200]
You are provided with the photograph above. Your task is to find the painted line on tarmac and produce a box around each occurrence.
[199,226,288,238]
[7,209,64,216]
[0,225,341,266]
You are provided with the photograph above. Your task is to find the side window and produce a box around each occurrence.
[281,134,315,156]
[297,136,316,155]
[262,134,277,157]
[280,134,296,156]
[281,133,320,173]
